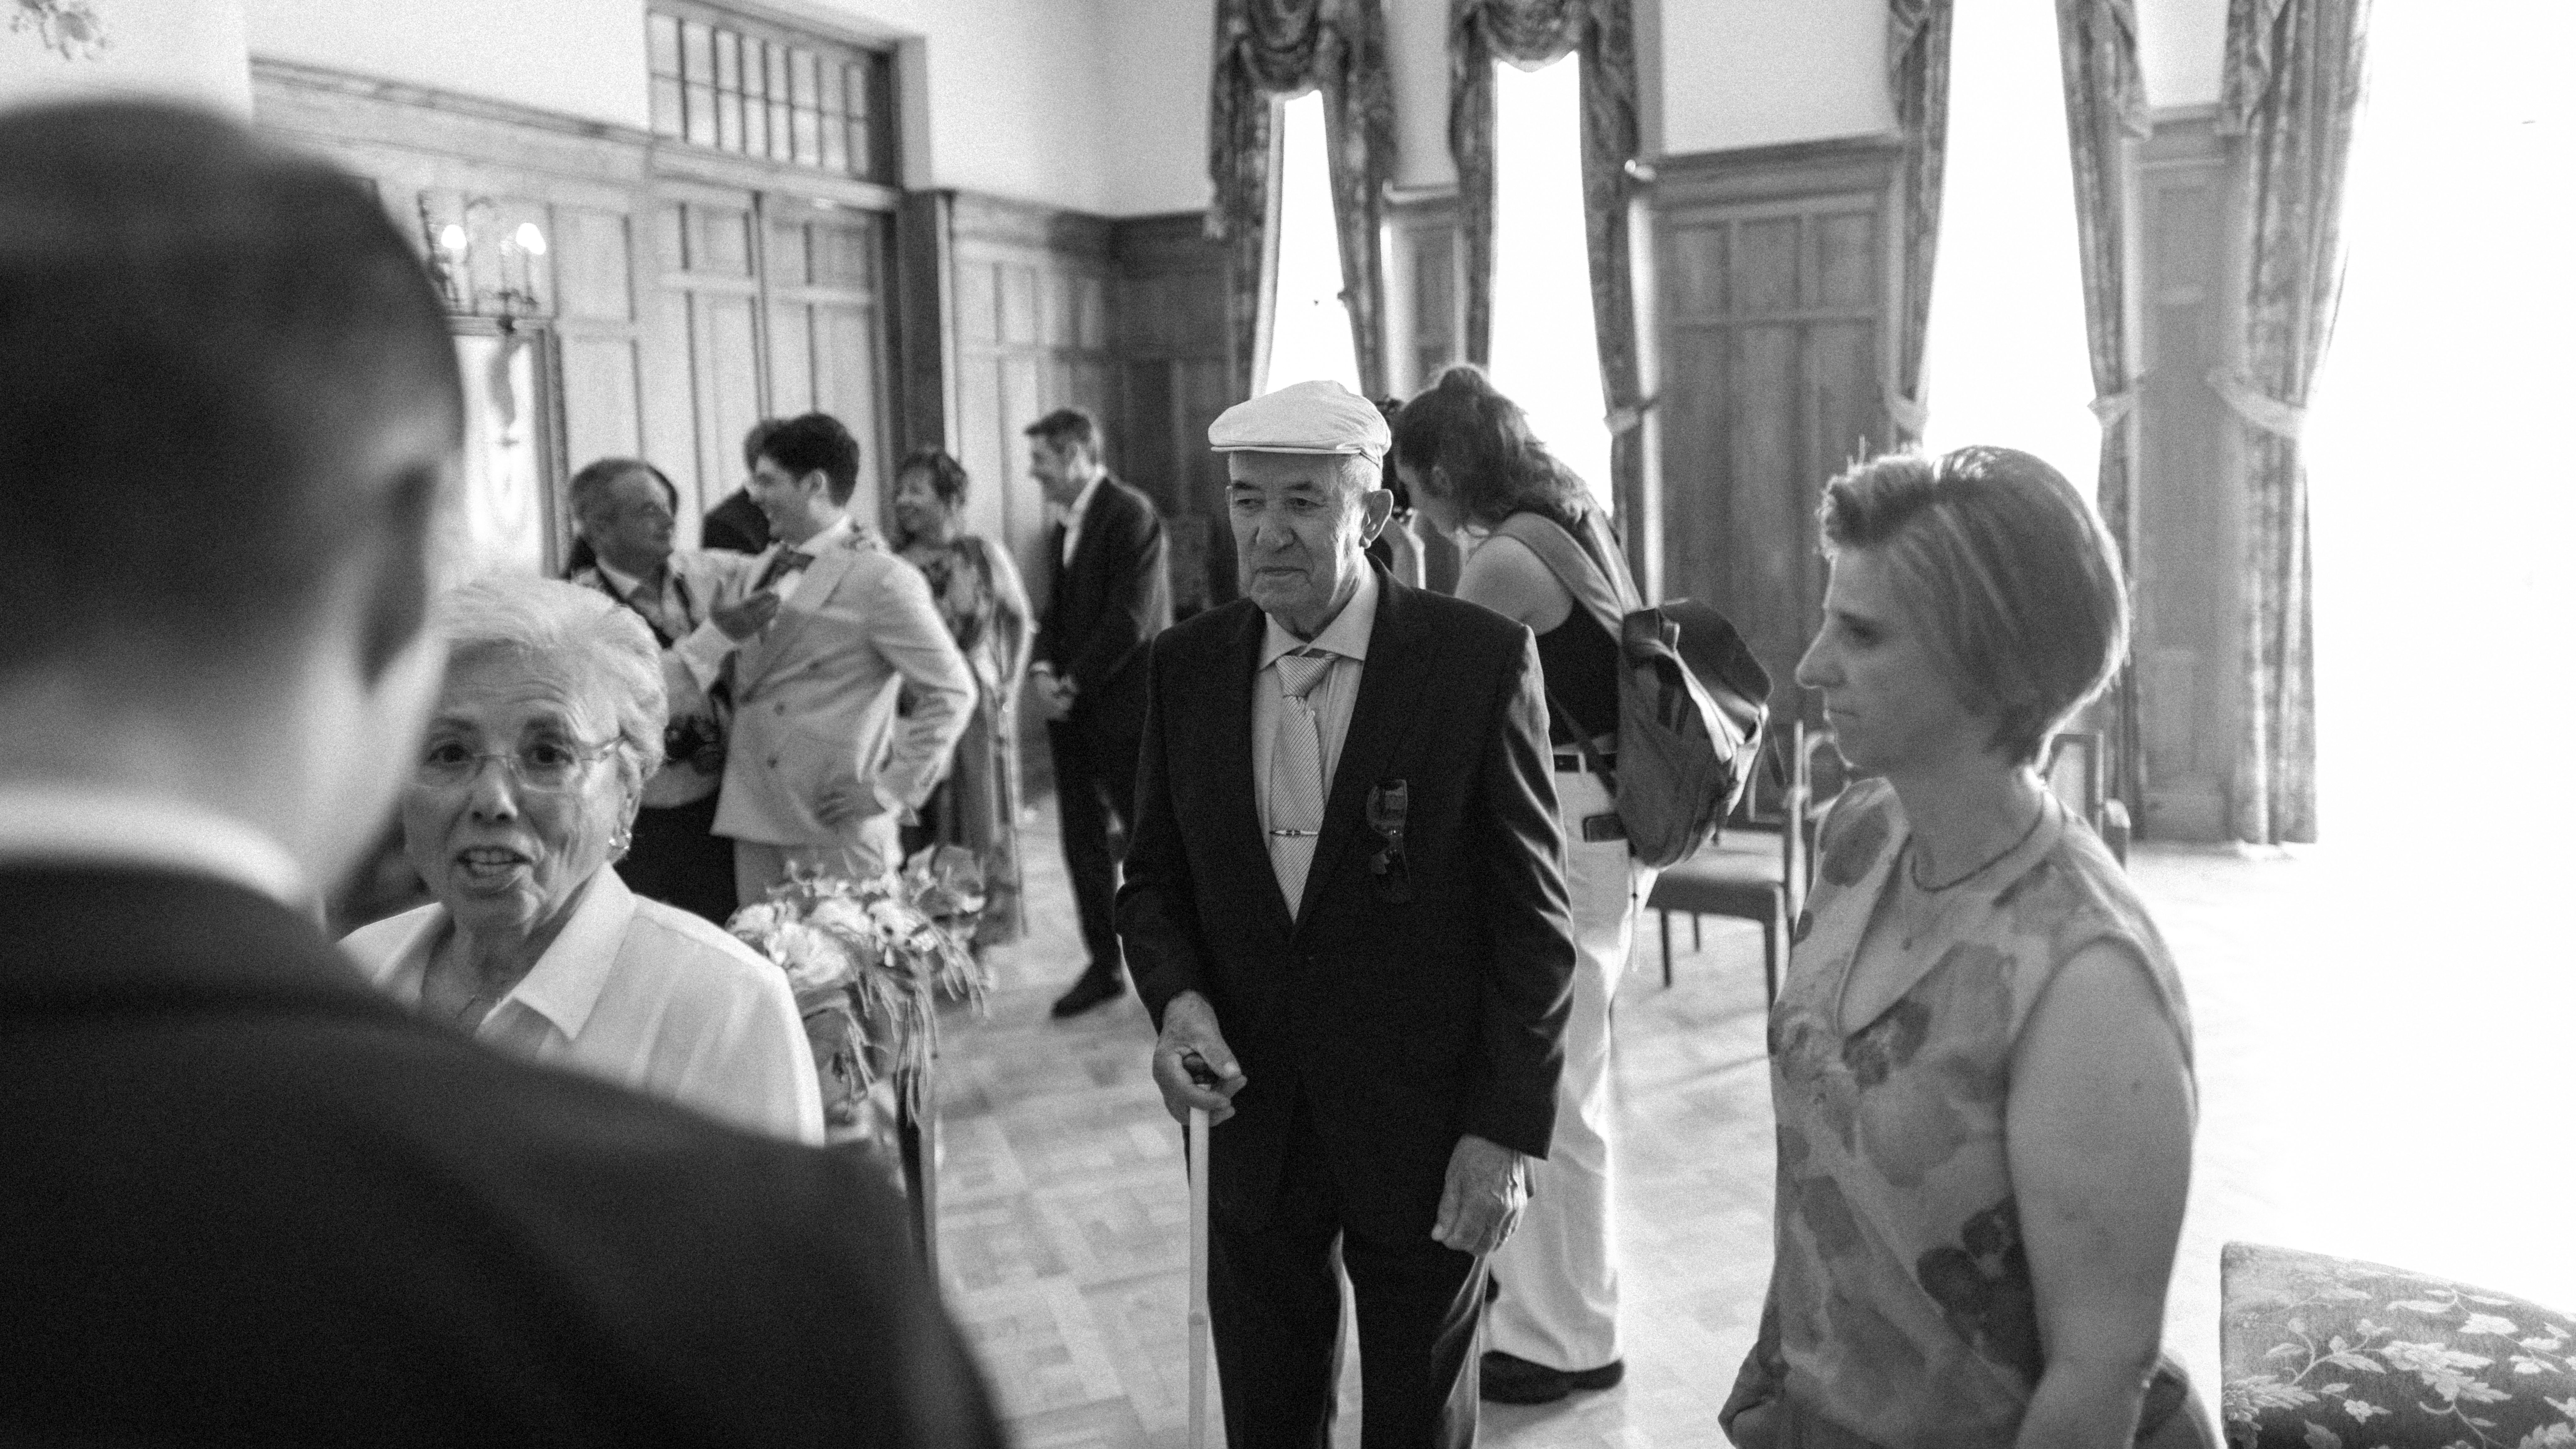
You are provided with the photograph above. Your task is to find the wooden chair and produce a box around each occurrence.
[1643,723,1833,1004]
[2043,730,2131,865]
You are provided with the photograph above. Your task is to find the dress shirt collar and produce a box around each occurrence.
[779,515,853,556]
[1260,563,1378,671]
[501,867,637,1043]
[366,866,637,1044]
[1060,472,1105,530]
[0,783,309,910]
[593,556,661,601]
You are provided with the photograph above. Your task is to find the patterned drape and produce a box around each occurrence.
[1886,0,1953,443]
[1206,0,1394,401]
[2056,0,2152,812]
[1446,0,1646,544]
[2214,0,2369,844]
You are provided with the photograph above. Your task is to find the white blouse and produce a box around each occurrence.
[341,869,826,1146]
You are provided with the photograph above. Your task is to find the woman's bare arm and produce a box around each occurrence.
[1453,533,1573,633]
[2007,940,2195,1449]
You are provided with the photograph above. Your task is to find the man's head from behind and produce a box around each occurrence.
[750,412,860,544]
[0,102,463,880]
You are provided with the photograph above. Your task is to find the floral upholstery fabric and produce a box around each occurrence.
[2220,1242,2576,1449]
[1730,779,2202,1446]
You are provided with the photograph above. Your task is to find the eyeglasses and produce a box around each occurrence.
[415,738,619,793]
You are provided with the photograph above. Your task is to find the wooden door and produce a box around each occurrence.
[647,183,766,517]
[1660,189,1888,726]
[766,205,892,524]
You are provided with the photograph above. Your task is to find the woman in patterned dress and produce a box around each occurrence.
[1723,446,2213,1448]
[889,447,1032,944]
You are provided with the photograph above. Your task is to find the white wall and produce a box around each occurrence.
[808,0,1117,214]
[243,0,646,127]
[1661,0,1893,154]
[242,0,1172,216]
[1099,0,1211,215]
[1,0,251,114]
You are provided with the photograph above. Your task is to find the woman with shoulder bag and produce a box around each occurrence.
[1393,364,1642,1407]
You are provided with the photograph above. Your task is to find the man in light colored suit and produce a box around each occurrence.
[678,412,974,904]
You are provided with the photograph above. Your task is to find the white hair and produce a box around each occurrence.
[434,573,667,783]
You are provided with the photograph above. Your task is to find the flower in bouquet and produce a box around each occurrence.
[725,856,993,1129]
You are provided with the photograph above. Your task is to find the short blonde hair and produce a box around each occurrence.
[434,574,667,785]
[1819,446,2128,767]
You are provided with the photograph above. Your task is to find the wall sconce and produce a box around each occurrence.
[418,195,551,328]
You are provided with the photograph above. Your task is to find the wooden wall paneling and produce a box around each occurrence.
[1651,138,1898,724]
[894,190,960,464]
[252,60,656,537]
[555,206,645,472]
[944,193,1117,603]
[1385,189,1463,396]
[765,203,894,523]
[2134,110,2236,841]
[1108,213,1232,615]
[652,180,768,513]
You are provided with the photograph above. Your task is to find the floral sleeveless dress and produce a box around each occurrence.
[1727,778,2204,1448]
[906,534,1029,944]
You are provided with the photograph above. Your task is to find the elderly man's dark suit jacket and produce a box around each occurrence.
[0,865,1004,1447]
[1118,571,1577,1239]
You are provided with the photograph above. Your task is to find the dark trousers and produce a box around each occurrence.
[617,794,738,925]
[1209,1105,1486,1449]
[1046,720,1136,982]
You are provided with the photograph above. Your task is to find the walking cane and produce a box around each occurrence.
[1187,1103,1212,1449]
[1182,1053,1218,1449]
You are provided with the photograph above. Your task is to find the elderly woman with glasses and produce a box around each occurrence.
[341,574,824,1144]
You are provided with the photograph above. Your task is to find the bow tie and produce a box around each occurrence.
[754,547,814,592]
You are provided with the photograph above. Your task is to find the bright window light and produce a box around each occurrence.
[1918,1,2099,496]
[1489,57,1612,510]
[2257,2,2576,1312]
[1262,89,1361,396]
[2307,2,2576,853]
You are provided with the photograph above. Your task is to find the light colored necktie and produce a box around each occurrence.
[1268,647,1334,917]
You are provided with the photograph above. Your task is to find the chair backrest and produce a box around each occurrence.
[1783,720,1842,928]
[2043,730,2130,865]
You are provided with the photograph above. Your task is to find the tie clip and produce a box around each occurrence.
[1268,828,1319,838]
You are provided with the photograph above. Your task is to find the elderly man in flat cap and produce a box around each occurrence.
[1118,380,1576,1446]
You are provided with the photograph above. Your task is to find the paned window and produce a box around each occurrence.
[647,5,891,180]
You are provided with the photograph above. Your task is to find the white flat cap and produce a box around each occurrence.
[1208,379,1388,462]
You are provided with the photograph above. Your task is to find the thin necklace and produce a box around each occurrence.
[1907,799,2047,893]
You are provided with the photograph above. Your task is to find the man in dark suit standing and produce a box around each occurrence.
[1120,381,1576,1446]
[700,417,780,554]
[0,101,1002,1447]
[1027,406,1171,1017]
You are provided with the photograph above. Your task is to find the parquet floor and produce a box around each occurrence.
[930,798,2575,1447]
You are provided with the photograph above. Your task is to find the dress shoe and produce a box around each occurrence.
[1478,1349,1625,1406]
[1049,972,1126,1018]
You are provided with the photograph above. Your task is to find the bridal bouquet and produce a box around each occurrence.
[728,846,992,1128]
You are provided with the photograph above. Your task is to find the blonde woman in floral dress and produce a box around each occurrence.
[890,446,1032,945]
[1723,446,2213,1449]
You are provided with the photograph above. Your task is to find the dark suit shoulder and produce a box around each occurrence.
[0,869,1003,1445]
[1153,596,1261,661]
[1098,475,1161,523]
